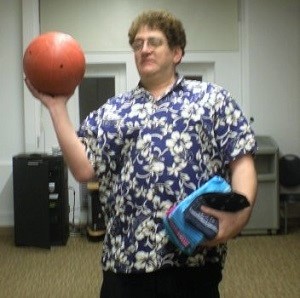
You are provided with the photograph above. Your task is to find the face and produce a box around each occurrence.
[132,26,182,81]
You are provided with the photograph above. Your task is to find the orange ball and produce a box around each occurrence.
[23,31,86,96]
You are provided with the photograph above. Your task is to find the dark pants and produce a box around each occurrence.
[100,265,222,298]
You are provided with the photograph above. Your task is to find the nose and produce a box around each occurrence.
[141,40,153,52]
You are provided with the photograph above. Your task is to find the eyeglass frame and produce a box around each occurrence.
[131,37,166,52]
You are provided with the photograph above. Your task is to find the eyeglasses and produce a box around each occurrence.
[131,37,165,52]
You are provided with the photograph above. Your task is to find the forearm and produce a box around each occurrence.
[49,104,95,182]
[24,78,95,181]
[227,154,257,229]
[230,154,257,207]
[202,154,257,246]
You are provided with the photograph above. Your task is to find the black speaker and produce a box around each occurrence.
[13,153,69,248]
[279,154,300,187]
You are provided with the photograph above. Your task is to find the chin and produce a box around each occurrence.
[139,67,157,77]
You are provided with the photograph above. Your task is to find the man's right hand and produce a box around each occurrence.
[24,78,72,109]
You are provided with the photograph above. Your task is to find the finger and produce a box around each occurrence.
[24,77,35,90]
[202,239,217,247]
[202,236,226,247]
[24,78,40,97]
[200,205,222,218]
[24,77,32,90]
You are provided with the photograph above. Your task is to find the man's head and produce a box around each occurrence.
[128,10,186,57]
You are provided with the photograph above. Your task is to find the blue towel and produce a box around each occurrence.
[163,176,231,255]
[184,204,219,240]
[184,191,250,240]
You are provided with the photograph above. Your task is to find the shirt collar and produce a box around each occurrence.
[135,73,184,96]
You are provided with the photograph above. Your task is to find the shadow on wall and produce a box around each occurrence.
[0,164,14,226]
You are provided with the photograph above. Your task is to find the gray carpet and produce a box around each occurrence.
[0,225,299,298]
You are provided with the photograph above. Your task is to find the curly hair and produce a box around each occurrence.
[128,10,186,56]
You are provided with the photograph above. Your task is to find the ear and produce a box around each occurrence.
[173,46,183,65]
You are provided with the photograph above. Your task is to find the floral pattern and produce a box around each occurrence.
[78,76,257,273]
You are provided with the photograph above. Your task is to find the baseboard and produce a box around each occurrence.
[0,226,13,236]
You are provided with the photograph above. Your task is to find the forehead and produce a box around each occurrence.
[135,26,166,39]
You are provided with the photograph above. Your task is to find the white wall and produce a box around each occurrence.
[0,0,24,225]
[40,0,239,52]
[0,0,299,226]
[247,0,300,155]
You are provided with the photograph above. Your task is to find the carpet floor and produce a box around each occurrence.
[0,224,299,298]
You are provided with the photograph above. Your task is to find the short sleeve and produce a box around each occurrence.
[212,88,257,164]
[77,108,123,178]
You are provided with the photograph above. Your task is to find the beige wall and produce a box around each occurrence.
[40,0,239,52]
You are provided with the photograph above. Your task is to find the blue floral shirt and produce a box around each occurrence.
[78,76,257,274]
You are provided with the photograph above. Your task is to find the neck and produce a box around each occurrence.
[141,73,177,99]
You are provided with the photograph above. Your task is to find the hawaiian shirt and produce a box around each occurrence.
[78,76,257,274]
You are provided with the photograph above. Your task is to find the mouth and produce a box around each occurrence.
[140,58,155,66]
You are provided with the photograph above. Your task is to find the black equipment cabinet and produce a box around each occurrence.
[86,182,106,241]
[13,154,69,248]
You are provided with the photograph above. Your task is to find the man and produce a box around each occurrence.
[26,10,257,298]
